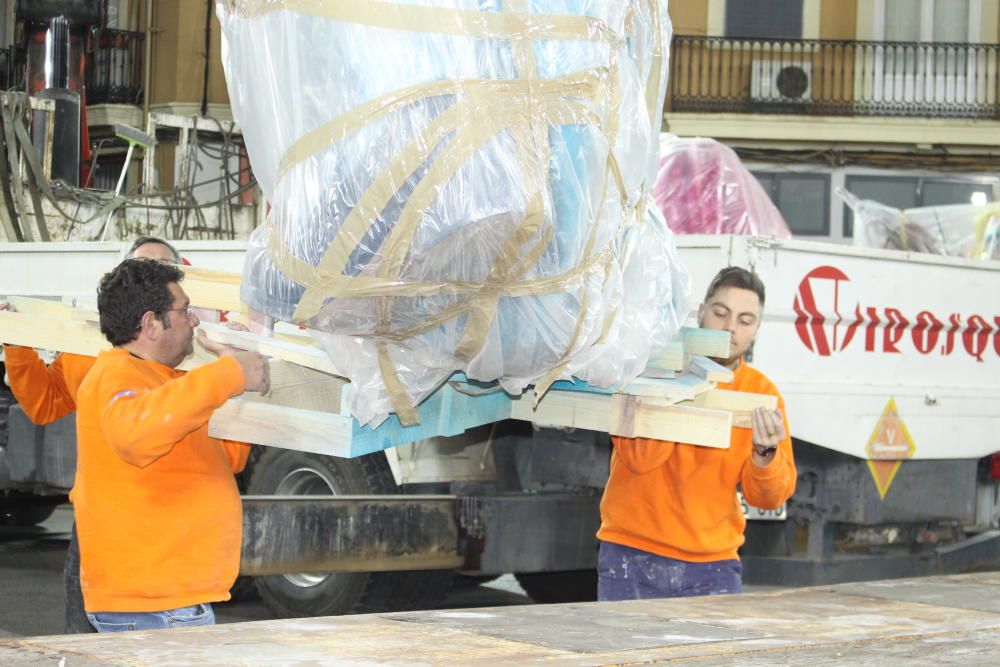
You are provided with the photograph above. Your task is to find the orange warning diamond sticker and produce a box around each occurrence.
[865,398,916,499]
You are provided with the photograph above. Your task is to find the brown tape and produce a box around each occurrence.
[225,0,621,45]
[235,0,665,421]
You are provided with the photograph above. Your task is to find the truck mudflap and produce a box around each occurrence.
[239,495,462,576]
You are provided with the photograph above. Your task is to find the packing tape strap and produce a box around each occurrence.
[277,69,607,182]
[224,0,622,46]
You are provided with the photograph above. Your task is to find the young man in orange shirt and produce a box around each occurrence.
[77,258,268,631]
[1,237,183,633]
[597,266,796,600]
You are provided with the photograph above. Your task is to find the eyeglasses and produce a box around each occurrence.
[164,306,195,317]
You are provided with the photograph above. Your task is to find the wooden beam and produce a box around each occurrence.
[5,296,77,319]
[646,339,684,374]
[199,321,342,377]
[687,355,734,383]
[245,360,345,413]
[179,266,246,313]
[621,373,713,403]
[689,389,778,429]
[511,388,732,449]
[0,310,109,357]
[611,397,732,448]
[681,326,731,358]
[209,399,354,457]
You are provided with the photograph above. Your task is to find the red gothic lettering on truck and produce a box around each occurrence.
[911,311,943,354]
[792,266,851,356]
[963,315,991,362]
[793,266,997,361]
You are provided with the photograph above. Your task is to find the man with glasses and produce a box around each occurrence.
[74,258,269,632]
[1,237,184,633]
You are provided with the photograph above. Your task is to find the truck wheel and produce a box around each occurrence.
[0,502,57,526]
[515,570,597,603]
[246,448,451,617]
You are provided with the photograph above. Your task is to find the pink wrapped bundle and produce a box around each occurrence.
[653,136,791,238]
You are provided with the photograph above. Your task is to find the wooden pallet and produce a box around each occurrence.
[1,289,775,457]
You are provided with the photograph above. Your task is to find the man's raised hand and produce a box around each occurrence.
[195,330,270,394]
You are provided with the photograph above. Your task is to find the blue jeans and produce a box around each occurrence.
[87,603,215,633]
[597,541,742,601]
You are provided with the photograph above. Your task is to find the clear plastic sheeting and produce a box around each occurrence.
[652,135,791,238]
[840,189,1000,259]
[216,0,685,426]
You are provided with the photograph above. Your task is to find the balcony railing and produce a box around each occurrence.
[668,36,1000,120]
[87,29,144,106]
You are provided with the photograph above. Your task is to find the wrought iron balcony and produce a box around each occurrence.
[87,29,144,106]
[668,35,1000,120]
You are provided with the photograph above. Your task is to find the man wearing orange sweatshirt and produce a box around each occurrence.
[597,266,796,600]
[0,237,182,633]
[72,258,269,632]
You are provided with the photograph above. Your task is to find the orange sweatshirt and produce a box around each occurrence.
[598,361,796,563]
[72,348,251,612]
[2,346,94,423]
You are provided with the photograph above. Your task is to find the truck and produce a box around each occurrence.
[2,233,999,618]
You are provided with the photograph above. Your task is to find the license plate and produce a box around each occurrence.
[737,491,787,521]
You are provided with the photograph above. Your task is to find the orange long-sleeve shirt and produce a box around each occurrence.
[72,348,251,612]
[598,362,796,563]
[2,346,94,423]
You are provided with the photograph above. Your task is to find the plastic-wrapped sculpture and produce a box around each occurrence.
[217,0,687,425]
[841,189,1000,259]
[653,135,791,238]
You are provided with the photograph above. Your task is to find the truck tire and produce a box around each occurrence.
[0,500,58,527]
[246,448,452,617]
[515,570,597,603]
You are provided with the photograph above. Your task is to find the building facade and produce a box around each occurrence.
[667,0,1000,243]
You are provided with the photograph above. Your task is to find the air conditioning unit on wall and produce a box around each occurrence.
[751,60,813,102]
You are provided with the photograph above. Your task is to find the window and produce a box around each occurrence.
[843,175,994,236]
[753,172,830,236]
[725,0,803,40]
[877,0,973,42]
[932,0,971,42]
[885,0,921,41]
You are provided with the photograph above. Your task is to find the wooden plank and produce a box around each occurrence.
[95,265,244,313]
[244,361,345,413]
[0,310,327,399]
[209,399,354,456]
[179,265,246,312]
[5,296,76,319]
[681,326,731,358]
[71,309,100,323]
[639,367,675,379]
[689,388,778,429]
[199,321,342,377]
[620,374,712,402]
[511,389,611,432]
[687,355,734,383]
[645,339,684,373]
[0,309,109,356]
[512,388,731,448]
[610,396,732,448]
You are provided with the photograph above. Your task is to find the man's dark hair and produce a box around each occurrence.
[126,236,181,263]
[704,266,766,307]
[98,259,184,346]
